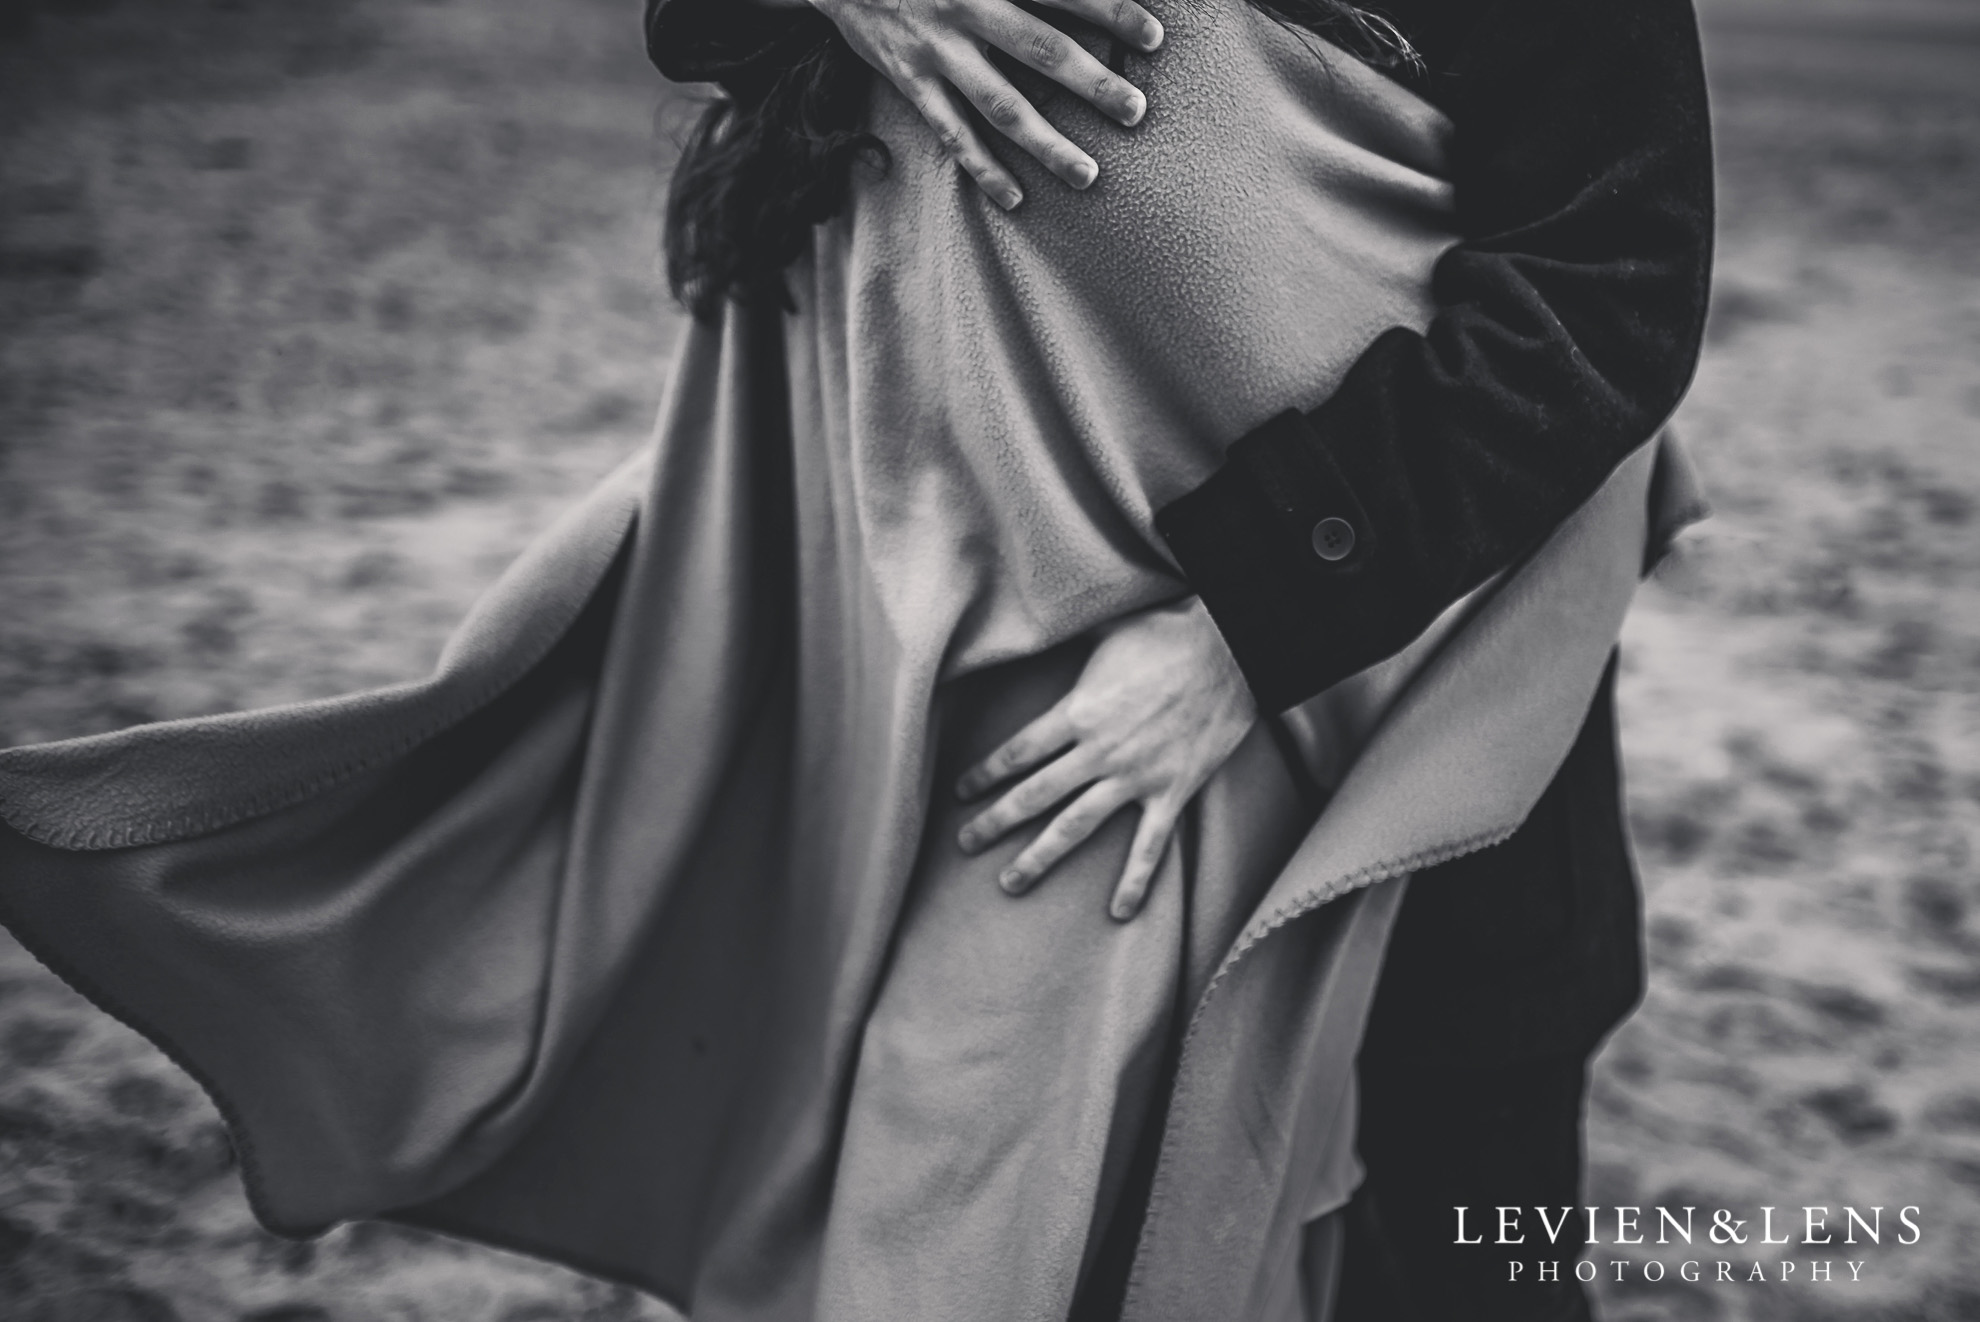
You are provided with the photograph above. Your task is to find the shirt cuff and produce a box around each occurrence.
[1154,409,1432,714]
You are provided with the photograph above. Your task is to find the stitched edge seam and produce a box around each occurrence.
[0,884,325,1240]
[0,503,639,852]
[1118,820,1518,1314]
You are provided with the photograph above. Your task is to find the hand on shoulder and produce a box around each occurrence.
[776,0,1164,208]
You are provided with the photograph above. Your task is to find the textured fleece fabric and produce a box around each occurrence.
[0,7,1702,1319]
[646,0,1716,1071]
[645,0,1717,712]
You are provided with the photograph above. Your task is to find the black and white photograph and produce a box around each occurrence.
[0,0,1974,1318]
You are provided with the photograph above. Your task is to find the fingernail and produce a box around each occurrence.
[955,777,975,801]
[1141,19,1164,50]
[998,187,1023,211]
[1122,91,1146,125]
[958,829,979,853]
[1111,898,1135,921]
[1069,157,1098,189]
[999,868,1025,893]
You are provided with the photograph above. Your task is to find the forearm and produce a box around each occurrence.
[1156,0,1714,713]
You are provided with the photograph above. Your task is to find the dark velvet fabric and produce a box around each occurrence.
[1154,0,1714,715]
[1336,1051,1598,1322]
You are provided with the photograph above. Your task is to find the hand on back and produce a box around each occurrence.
[765,0,1163,208]
[954,597,1259,921]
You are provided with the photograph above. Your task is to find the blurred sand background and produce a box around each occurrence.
[0,0,1975,1318]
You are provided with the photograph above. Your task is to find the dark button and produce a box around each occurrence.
[1311,516,1356,562]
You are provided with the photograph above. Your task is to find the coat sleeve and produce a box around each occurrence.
[1153,0,1715,713]
[641,0,1716,716]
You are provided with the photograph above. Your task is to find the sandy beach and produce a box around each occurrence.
[1,1,1975,1317]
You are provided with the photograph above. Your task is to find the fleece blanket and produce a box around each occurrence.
[0,2,1705,1318]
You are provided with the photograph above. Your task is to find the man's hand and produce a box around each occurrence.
[773,0,1163,210]
[955,597,1257,920]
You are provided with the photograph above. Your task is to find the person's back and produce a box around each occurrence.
[784,0,1458,692]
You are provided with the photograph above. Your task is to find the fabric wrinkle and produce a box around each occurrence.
[0,4,1703,1318]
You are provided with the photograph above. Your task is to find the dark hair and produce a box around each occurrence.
[664,2,1419,322]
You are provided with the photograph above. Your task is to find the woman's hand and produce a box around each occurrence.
[784,0,1164,210]
[955,597,1257,920]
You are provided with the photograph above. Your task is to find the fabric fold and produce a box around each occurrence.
[0,3,1704,1316]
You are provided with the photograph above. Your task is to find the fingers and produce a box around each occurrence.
[1038,0,1165,53]
[957,740,1095,854]
[824,0,1161,204]
[903,76,1028,210]
[997,780,1134,895]
[1109,797,1180,921]
[956,705,1077,801]
[945,45,1101,190]
[975,4,1149,128]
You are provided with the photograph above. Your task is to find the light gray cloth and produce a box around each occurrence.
[0,4,1706,1318]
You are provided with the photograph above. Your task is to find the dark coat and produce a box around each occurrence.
[641,0,1716,1064]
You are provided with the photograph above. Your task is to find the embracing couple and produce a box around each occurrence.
[0,0,1712,1318]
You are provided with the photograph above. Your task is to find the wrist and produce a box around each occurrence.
[1180,596,1255,713]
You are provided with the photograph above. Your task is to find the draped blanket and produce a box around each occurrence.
[0,4,1705,1319]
